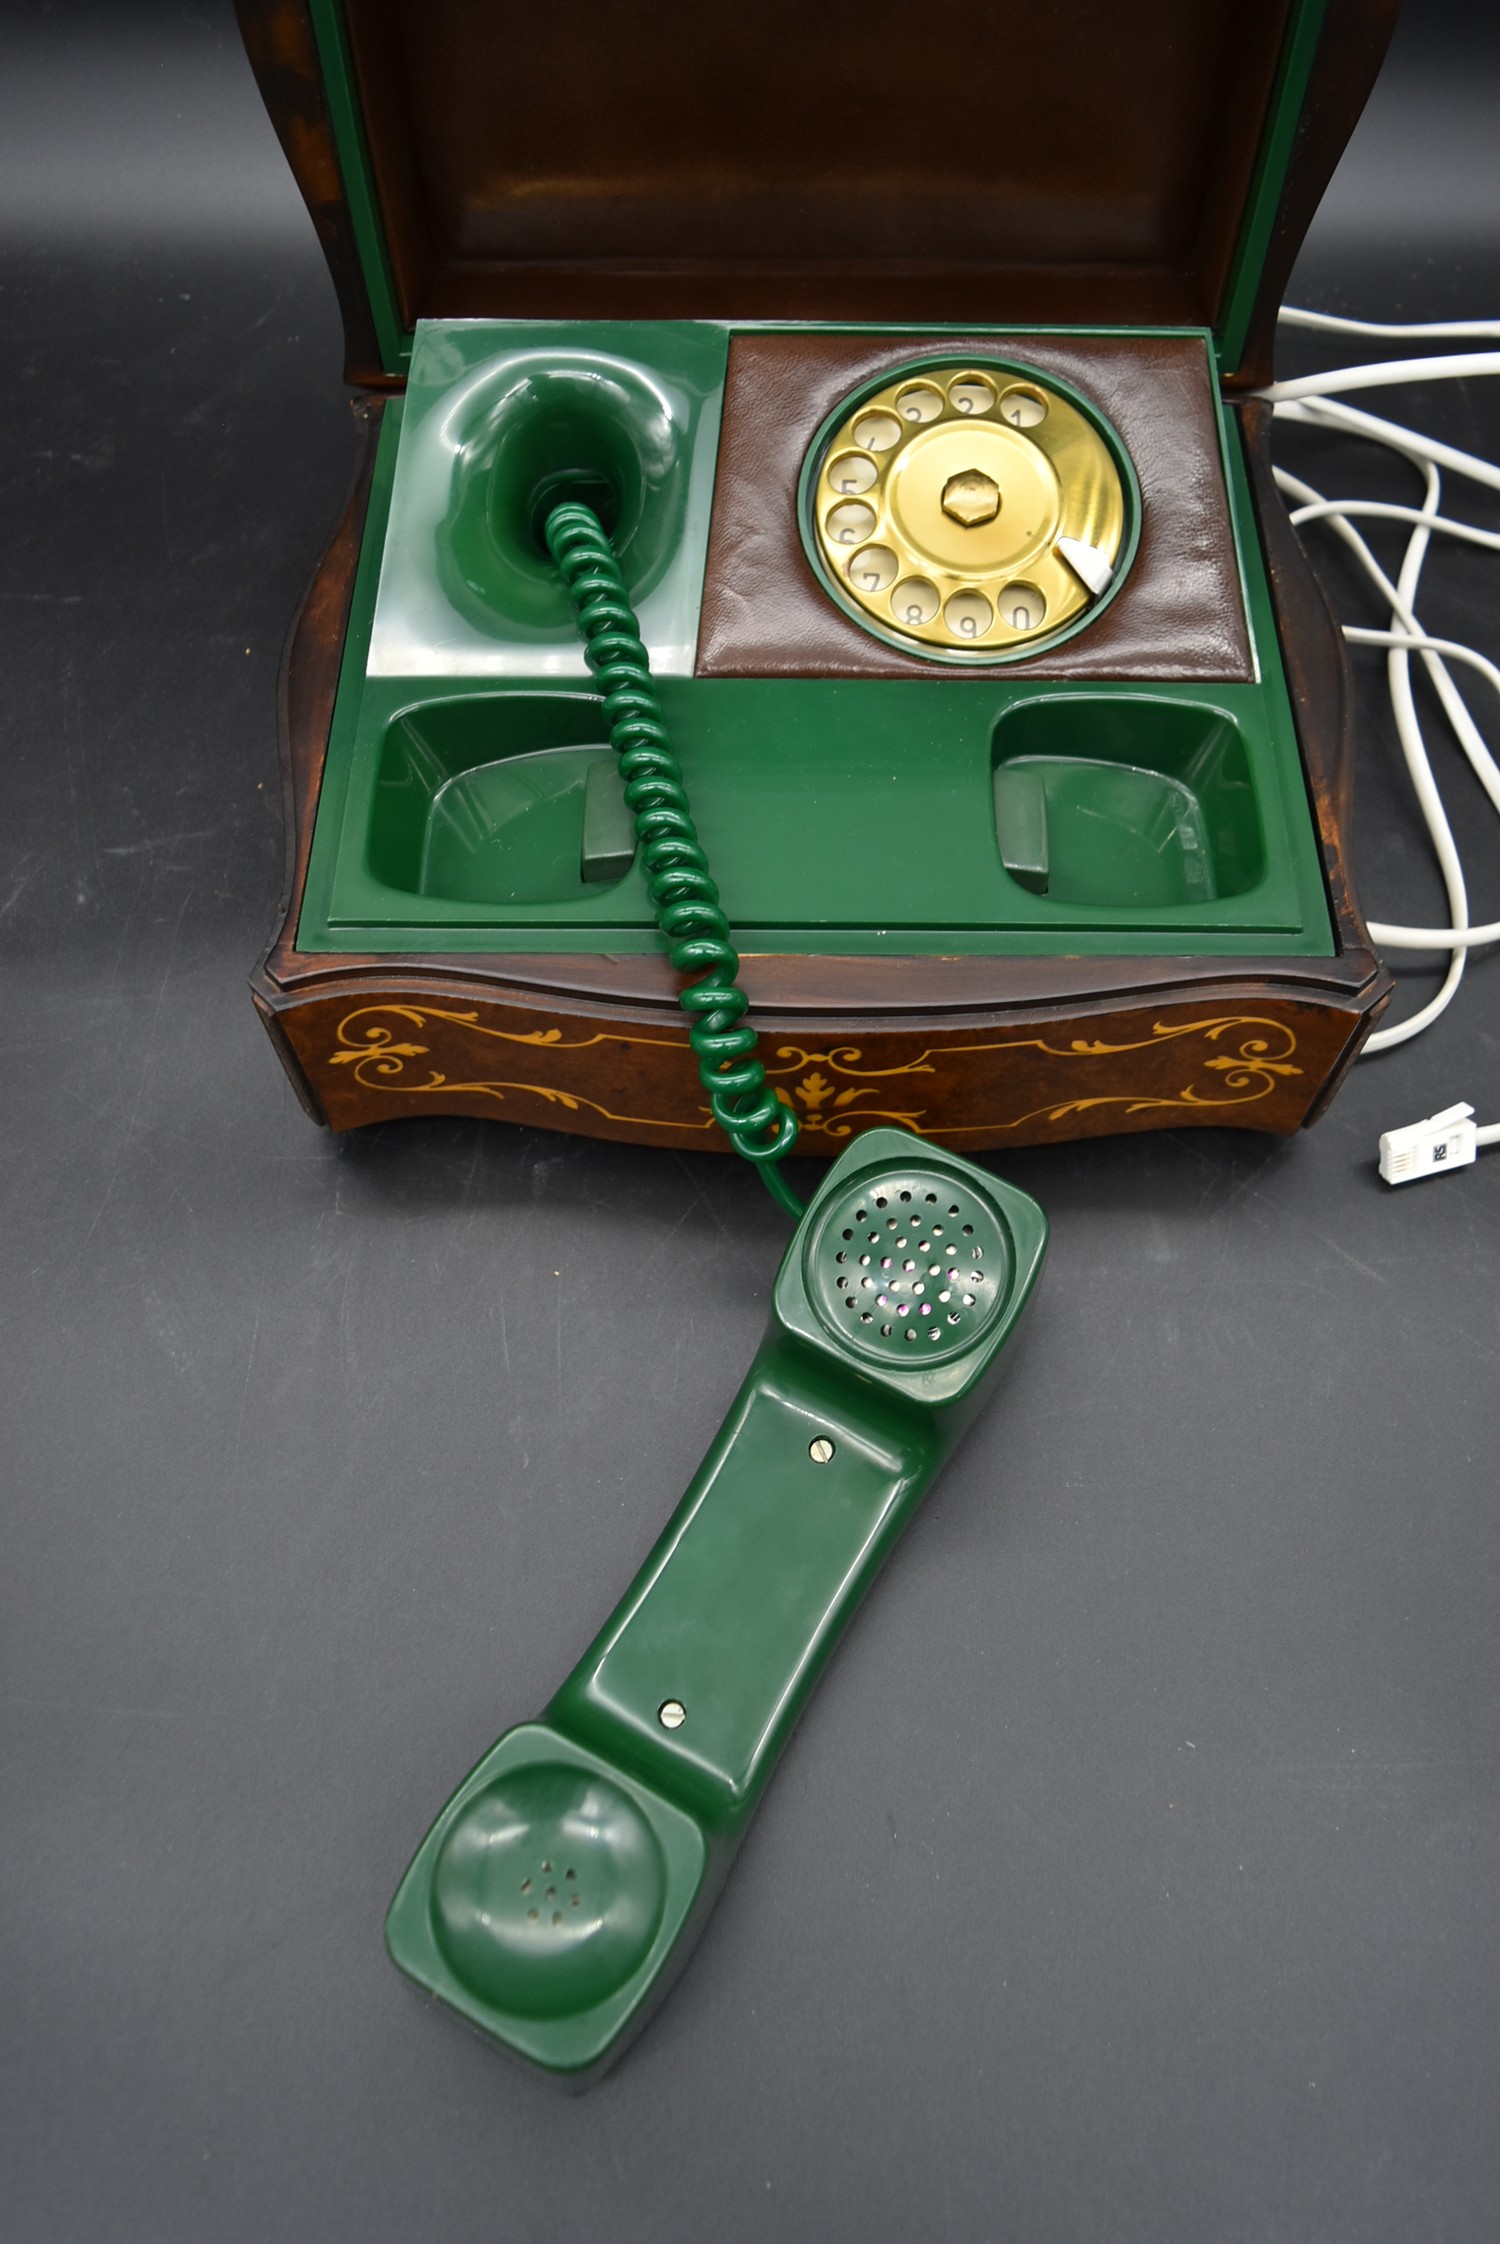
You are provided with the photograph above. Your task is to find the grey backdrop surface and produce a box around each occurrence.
[2,5,1499,2240]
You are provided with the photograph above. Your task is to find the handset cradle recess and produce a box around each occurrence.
[386,1128,1047,2082]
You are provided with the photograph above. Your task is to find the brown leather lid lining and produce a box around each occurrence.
[341,0,1292,339]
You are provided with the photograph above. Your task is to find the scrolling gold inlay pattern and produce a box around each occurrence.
[325,1004,713,1133]
[324,1006,1302,1143]
[768,1018,1303,1139]
[326,1003,691,1062]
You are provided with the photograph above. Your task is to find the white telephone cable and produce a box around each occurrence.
[1272,458,1471,1049]
[1262,352,1500,405]
[1278,310,1500,344]
[1263,314,1500,1174]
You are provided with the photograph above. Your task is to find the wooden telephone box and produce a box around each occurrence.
[238,0,1397,1156]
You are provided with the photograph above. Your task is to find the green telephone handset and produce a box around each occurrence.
[384,508,1049,2082]
[386,1125,1046,2081]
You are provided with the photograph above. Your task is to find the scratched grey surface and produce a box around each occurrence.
[2,5,1499,2241]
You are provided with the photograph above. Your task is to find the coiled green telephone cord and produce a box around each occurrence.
[544,501,804,1218]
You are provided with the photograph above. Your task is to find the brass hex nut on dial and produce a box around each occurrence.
[941,469,1002,528]
[809,363,1128,656]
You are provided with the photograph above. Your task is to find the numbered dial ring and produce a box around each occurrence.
[810,365,1127,656]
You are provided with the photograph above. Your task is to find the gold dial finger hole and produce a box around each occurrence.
[998,385,1048,428]
[947,375,996,417]
[826,500,877,546]
[851,410,902,451]
[848,544,898,592]
[892,577,940,625]
[827,450,877,495]
[943,589,993,640]
[894,382,943,425]
[999,582,1047,631]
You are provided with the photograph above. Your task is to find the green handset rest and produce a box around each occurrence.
[386,1128,1047,2082]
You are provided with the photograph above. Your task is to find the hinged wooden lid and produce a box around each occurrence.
[238,0,1398,389]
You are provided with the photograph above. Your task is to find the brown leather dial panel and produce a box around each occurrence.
[696,331,1254,683]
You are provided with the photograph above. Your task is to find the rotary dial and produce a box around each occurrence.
[809,364,1128,656]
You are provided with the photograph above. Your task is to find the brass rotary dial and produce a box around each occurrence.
[810,365,1128,655]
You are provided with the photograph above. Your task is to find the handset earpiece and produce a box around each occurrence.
[385,1127,1046,2083]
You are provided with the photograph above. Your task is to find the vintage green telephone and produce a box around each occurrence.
[384,498,1050,2081]
[234,0,1403,2090]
